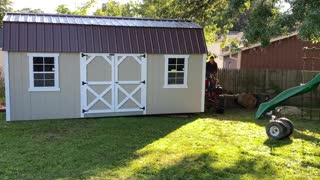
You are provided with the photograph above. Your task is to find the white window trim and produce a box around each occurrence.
[163,55,189,88]
[28,53,60,92]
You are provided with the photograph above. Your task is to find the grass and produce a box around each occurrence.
[0,109,319,179]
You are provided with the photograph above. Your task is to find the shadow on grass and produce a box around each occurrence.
[263,138,293,148]
[135,153,277,179]
[0,115,195,179]
[203,108,320,143]
[294,130,319,142]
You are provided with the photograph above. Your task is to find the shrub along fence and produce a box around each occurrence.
[217,69,320,107]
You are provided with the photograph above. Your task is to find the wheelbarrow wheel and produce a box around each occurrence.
[266,120,286,140]
[215,95,224,114]
[278,118,294,138]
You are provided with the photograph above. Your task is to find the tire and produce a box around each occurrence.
[215,95,225,114]
[266,121,287,140]
[278,118,294,138]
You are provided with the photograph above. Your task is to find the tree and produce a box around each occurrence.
[134,0,234,44]
[0,0,13,27]
[15,8,44,13]
[56,0,96,15]
[233,0,320,45]
[134,0,320,46]
[94,0,138,17]
[56,5,72,15]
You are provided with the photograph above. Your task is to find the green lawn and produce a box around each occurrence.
[0,109,319,179]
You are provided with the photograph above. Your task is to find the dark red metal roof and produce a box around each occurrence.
[3,13,207,54]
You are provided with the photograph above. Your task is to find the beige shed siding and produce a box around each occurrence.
[9,52,204,120]
[146,54,204,114]
[9,52,81,120]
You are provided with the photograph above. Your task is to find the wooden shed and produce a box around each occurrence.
[2,13,207,121]
[240,33,320,70]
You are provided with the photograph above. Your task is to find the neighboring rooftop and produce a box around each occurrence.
[3,13,202,29]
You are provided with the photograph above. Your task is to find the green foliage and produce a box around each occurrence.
[54,0,320,46]
[0,0,13,27]
[56,0,96,15]
[76,0,97,15]
[229,38,241,54]
[0,110,319,178]
[134,0,240,44]
[56,5,72,15]
[15,8,44,13]
[94,0,138,17]
[239,0,320,46]
[243,1,282,46]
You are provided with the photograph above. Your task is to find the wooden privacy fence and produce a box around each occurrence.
[217,69,320,106]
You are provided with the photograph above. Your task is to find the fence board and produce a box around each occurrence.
[217,69,320,106]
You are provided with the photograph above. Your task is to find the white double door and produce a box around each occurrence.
[80,53,146,116]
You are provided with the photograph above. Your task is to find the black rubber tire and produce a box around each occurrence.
[266,121,287,140]
[215,95,225,114]
[278,118,294,138]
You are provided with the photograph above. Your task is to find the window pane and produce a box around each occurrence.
[34,73,44,80]
[168,78,176,84]
[176,79,184,84]
[45,65,55,72]
[34,65,44,72]
[33,57,43,64]
[176,72,184,78]
[44,73,54,79]
[168,65,176,72]
[44,57,55,64]
[34,80,44,87]
[168,73,176,78]
[177,65,184,71]
[45,80,55,87]
[168,58,176,64]
[177,58,184,64]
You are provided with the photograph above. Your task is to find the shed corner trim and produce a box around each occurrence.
[4,51,10,121]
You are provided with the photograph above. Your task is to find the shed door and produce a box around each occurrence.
[80,53,146,117]
[81,54,114,116]
[115,54,147,112]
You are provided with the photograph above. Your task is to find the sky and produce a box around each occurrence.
[11,0,132,14]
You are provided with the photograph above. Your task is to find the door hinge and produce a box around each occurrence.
[140,54,146,58]
[82,109,88,113]
[140,107,145,110]
[82,81,88,85]
[140,80,145,84]
[81,53,88,57]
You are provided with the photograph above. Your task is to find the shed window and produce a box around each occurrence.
[28,53,60,91]
[164,55,189,88]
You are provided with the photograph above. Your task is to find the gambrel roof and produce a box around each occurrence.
[3,13,207,54]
